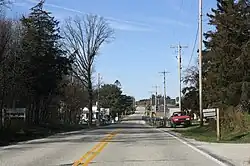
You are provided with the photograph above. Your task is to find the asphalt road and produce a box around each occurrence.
[0,107,227,166]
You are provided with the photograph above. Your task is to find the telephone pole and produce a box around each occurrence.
[148,91,154,116]
[159,70,169,117]
[199,0,204,126]
[148,91,154,111]
[171,43,188,112]
[152,85,159,112]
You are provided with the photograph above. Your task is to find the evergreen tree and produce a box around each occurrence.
[21,0,72,124]
[203,0,250,108]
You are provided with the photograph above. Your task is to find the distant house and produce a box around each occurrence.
[80,105,110,123]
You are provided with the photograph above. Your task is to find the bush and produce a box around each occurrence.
[220,105,249,138]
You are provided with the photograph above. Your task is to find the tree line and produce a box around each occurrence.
[0,0,133,129]
[182,0,250,130]
[136,95,176,108]
[98,82,135,117]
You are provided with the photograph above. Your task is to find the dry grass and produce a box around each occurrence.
[220,106,249,139]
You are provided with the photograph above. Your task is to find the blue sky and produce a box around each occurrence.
[8,0,217,100]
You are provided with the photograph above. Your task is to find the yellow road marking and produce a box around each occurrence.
[73,130,119,166]
[82,133,116,166]
[73,136,108,165]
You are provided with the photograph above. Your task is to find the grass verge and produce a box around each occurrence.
[173,114,250,143]
[173,124,250,143]
[173,126,218,142]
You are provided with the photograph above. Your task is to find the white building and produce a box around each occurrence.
[80,106,110,123]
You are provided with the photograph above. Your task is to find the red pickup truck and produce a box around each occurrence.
[170,111,191,128]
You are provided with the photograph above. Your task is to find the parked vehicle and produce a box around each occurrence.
[170,111,191,128]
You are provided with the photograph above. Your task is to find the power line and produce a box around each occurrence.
[187,23,199,69]
[171,0,185,44]
[179,0,184,12]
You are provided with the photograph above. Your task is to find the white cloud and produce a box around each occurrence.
[15,0,188,31]
[11,0,33,9]
[147,17,192,28]
[12,2,28,7]
[109,21,152,32]
[21,0,154,32]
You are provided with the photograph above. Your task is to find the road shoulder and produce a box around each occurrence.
[160,128,250,166]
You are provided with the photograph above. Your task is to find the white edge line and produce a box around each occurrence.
[156,129,229,166]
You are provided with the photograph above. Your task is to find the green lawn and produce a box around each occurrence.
[173,126,250,143]
[173,115,250,143]
[173,126,218,142]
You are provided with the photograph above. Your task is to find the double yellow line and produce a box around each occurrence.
[73,130,119,166]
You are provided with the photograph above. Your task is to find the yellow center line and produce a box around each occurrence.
[73,135,110,166]
[82,133,116,166]
[73,130,119,166]
[75,137,107,164]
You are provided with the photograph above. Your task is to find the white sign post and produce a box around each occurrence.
[216,108,220,141]
[203,108,216,119]
[2,108,26,126]
[202,108,220,141]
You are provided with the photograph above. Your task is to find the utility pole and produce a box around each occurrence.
[148,91,154,111]
[199,0,204,126]
[133,97,136,108]
[171,43,188,112]
[159,70,169,117]
[148,91,154,117]
[152,85,159,112]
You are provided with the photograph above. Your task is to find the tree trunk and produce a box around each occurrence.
[34,97,40,125]
[87,71,93,126]
[0,67,7,129]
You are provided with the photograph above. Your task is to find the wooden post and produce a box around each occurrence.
[2,109,4,127]
[216,108,220,141]
[23,108,26,122]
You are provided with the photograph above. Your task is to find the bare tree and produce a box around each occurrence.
[0,0,11,11]
[63,14,114,125]
[0,17,23,128]
[0,0,10,6]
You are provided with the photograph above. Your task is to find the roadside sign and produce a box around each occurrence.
[203,108,216,118]
[2,108,26,125]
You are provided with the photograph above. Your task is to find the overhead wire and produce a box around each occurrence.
[187,23,199,69]
[179,0,184,12]
[171,0,184,46]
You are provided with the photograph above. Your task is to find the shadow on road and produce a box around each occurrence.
[2,122,176,150]
[3,134,175,151]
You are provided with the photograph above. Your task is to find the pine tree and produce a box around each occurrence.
[203,0,250,108]
[21,0,72,124]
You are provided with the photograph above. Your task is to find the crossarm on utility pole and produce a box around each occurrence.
[170,44,188,112]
